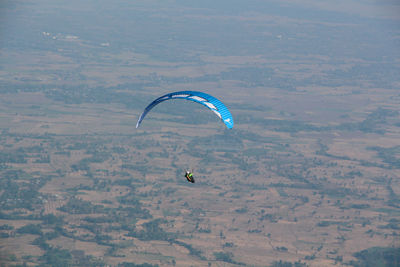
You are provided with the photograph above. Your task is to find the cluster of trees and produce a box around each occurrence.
[58,197,106,214]
[128,219,175,242]
[368,145,400,169]
[0,171,51,211]
[351,247,400,267]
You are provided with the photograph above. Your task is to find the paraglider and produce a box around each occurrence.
[136,91,234,129]
[136,91,234,184]
[185,170,195,183]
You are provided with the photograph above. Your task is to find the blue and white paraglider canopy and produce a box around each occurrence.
[136,91,234,129]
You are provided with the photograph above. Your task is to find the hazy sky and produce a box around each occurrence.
[1,0,399,57]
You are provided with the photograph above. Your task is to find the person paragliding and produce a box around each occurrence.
[136,91,234,184]
[185,170,195,183]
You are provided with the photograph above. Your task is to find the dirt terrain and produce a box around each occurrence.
[0,80,398,266]
[1,1,399,266]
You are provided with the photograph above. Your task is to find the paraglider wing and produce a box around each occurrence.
[136,91,234,129]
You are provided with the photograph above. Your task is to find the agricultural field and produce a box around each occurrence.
[1,0,399,266]
[0,72,399,266]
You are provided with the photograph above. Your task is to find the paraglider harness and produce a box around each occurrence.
[185,171,195,183]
